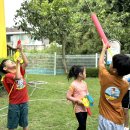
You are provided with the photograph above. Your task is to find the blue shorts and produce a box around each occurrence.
[98,115,124,130]
[7,102,28,129]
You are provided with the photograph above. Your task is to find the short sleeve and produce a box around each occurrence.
[2,73,15,93]
[5,73,15,84]
[67,85,75,95]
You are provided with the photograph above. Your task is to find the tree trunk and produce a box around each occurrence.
[61,36,68,73]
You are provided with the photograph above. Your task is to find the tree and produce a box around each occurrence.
[14,0,130,63]
[14,0,79,73]
[105,0,130,53]
[75,0,130,54]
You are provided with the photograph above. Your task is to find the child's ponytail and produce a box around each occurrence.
[67,65,84,80]
[67,65,76,80]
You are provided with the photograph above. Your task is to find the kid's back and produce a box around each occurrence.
[98,44,130,130]
[99,65,128,124]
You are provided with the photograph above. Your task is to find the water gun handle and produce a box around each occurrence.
[86,107,92,116]
[13,40,23,63]
[86,95,94,106]
[82,97,92,116]
[127,78,130,82]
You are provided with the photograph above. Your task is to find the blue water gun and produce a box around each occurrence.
[85,94,94,106]
[82,94,94,116]
[127,78,130,82]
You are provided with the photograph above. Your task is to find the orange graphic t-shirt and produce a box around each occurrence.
[67,80,88,113]
[99,66,128,125]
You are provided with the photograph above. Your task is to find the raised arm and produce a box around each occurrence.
[21,51,29,69]
[99,41,107,68]
[17,44,29,69]
[15,58,22,79]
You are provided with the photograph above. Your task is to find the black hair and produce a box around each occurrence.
[112,54,130,76]
[67,65,85,80]
[0,59,9,82]
[0,59,9,75]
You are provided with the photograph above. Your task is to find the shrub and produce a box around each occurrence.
[26,41,62,54]
[86,68,99,77]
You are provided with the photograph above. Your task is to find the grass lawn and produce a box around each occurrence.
[0,75,100,130]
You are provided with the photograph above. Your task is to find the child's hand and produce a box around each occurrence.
[17,40,23,52]
[17,43,23,52]
[17,57,22,63]
[102,39,109,51]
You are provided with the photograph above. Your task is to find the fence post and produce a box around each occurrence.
[95,53,98,68]
[54,52,57,75]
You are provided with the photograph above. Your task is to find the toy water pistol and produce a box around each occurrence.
[13,40,23,63]
[127,78,130,82]
[82,94,94,116]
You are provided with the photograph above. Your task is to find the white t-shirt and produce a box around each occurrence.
[123,74,130,90]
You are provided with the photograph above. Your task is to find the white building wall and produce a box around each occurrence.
[6,33,49,50]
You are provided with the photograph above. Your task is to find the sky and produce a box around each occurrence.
[4,0,24,27]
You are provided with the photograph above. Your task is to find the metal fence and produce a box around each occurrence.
[2,52,130,75]
[26,53,99,75]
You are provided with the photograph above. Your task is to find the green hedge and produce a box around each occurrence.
[86,68,99,77]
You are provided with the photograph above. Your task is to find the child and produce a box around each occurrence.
[66,65,89,130]
[98,43,130,130]
[122,75,130,130]
[0,43,29,130]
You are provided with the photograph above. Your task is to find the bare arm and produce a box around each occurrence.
[99,42,107,68]
[17,44,29,69]
[66,91,77,103]
[15,59,22,80]
[21,51,29,69]
[66,87,82,104]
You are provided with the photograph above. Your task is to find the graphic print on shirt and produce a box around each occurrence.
[16,79,26,90]
[105,86,120,100]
